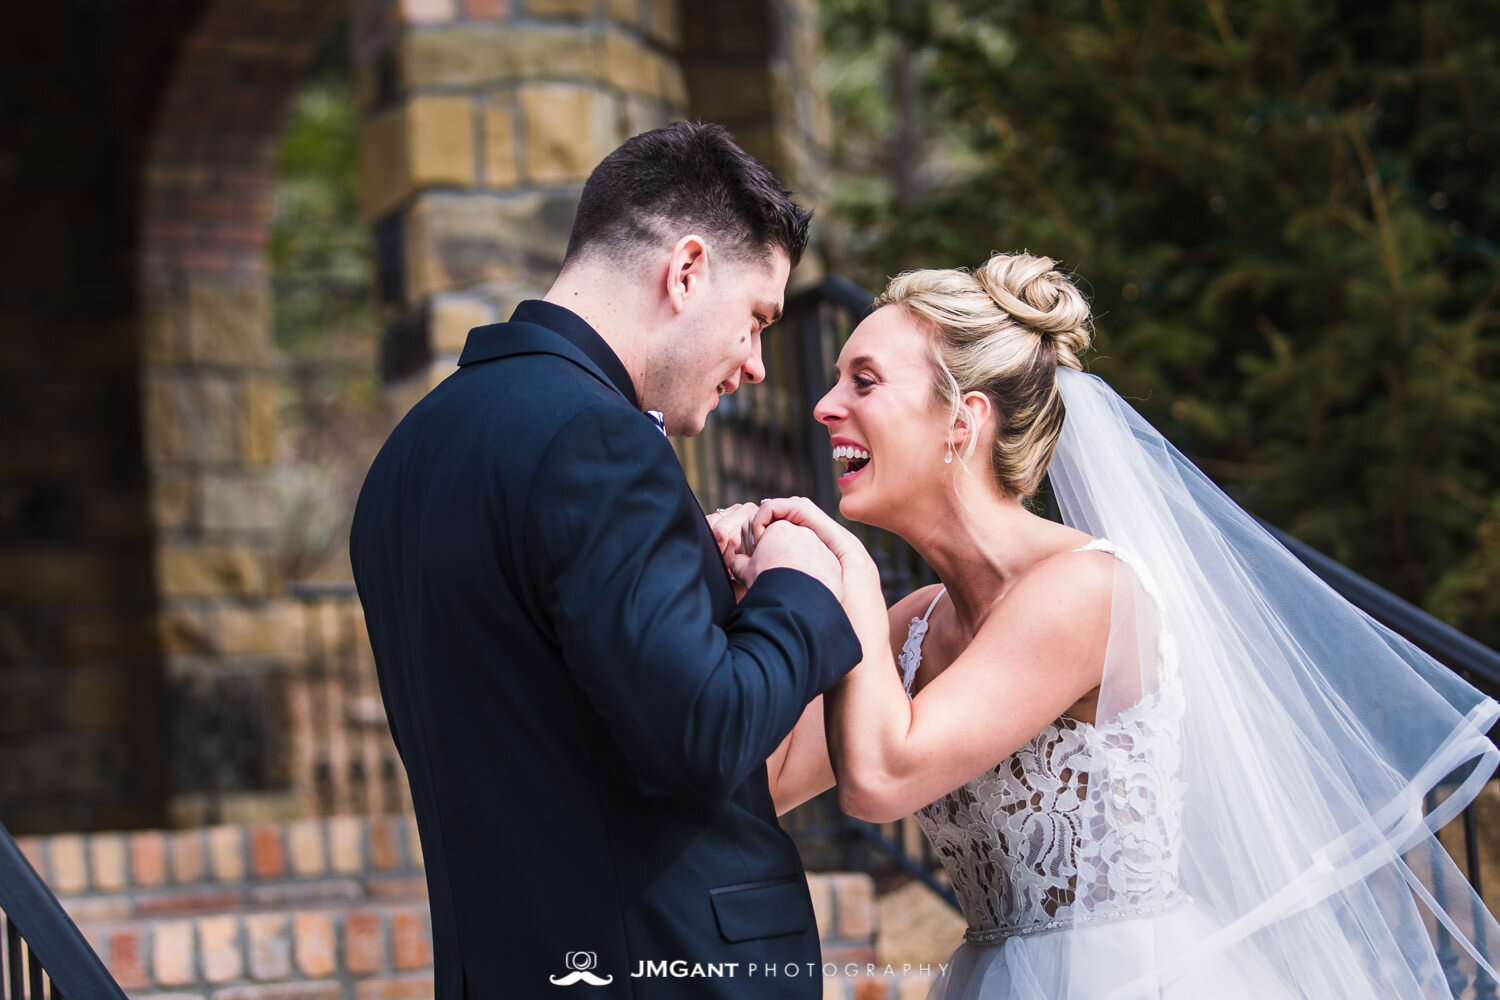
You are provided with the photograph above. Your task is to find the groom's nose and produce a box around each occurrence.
[741,343,766,384]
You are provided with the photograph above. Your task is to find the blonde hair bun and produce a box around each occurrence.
[973,253,1092,370]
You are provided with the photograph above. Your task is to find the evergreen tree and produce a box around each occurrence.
[822,0,1500,644]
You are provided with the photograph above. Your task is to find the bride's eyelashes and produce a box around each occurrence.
[827,372,879,391]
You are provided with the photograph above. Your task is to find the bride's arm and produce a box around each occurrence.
[766,587,945,816]
[753,499,1112,824]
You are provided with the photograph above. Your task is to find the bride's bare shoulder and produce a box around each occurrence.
[992,546,1116,632]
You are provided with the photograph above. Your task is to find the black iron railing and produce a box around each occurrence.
[0,820,127,999]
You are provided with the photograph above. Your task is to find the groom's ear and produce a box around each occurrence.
[665,235,709,313]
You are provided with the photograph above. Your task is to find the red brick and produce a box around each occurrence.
[15,836,47,881]
[808,875,834,933]
[404,816,423,868]
[391,909,431,970]
[246,913,291,981]
[154,919,196,987]
[49,834,87,894]
[248,878,361,908]
[63,896,133,922]
[90,834,128,891]
[170,829,207,884]
[327,815,364,874]
[346,909,386,973]
[216,985,342,1000]
[367,876,429,900]
[199,914,242,983]
[286,819,326,878]
[135,887,247,917]
[294,912,336,977]
[356,975,438,1000]
[401,0,458,23]
[822,943,877,967]
[206,825,244,883]
[249,824,286,879]
[462,0,510,17]
[369,816,403,870]
[107,927,148,990]
[130,831,168,888]
[834,873,876,939]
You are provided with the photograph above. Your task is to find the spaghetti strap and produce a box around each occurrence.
[920,586,947,622]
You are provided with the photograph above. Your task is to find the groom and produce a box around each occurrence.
[350,122,862,998]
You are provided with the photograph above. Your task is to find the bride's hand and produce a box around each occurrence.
[750,498,884,624]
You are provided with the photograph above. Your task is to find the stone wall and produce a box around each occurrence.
[0,0,210,834]
[0,0,835,833]
[351,0,692,408]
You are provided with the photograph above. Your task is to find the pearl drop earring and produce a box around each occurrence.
[945,442,954,464]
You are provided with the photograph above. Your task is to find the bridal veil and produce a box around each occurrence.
[1046,368,1500,997]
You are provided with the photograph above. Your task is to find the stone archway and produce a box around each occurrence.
[0,0,831,834]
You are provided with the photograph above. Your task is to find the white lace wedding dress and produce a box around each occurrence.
[900,540,1291,1000]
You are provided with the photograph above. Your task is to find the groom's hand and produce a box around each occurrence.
[707,502,759,599]
[731,521,843,601]
[707,502,760,562]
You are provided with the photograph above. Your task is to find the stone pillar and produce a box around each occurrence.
[681,0,833,283]
[352,0,690,406]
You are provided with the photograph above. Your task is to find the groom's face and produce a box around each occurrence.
[652,249,790,436]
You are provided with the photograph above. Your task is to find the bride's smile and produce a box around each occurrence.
[815,305,965,532]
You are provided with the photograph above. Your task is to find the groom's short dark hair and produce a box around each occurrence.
[563,121,812,271]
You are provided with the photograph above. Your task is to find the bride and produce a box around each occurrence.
[711,253,1500,998]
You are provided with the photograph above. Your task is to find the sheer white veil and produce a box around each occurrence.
[1050,367,1500,997]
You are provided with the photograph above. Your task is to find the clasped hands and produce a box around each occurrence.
[707,499,882,613]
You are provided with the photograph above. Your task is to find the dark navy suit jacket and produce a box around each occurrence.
[350,301,862,998]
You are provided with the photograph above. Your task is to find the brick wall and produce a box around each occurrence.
[14,817,914,998]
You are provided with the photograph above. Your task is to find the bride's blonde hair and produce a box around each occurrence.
[876,253,1093,499]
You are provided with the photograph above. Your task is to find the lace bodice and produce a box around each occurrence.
[900,539,1188,945]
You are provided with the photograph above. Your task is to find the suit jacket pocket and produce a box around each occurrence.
[708,875,812,943]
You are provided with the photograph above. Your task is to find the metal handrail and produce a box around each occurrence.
[1259,519,1500,690]
[0,819,128,999]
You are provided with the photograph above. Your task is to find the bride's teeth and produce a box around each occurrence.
[832,445,871,461]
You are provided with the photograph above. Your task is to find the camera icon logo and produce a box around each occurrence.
[550,950,614,986]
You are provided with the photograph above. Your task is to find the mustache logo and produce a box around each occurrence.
[549,970,615,986]
[551,951,613,987]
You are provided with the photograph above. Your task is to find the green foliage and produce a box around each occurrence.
[268,22,387,583]
[821,0,1500,644]
[270,26,371,357]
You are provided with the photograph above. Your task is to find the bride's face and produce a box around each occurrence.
[813,305,952,528]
